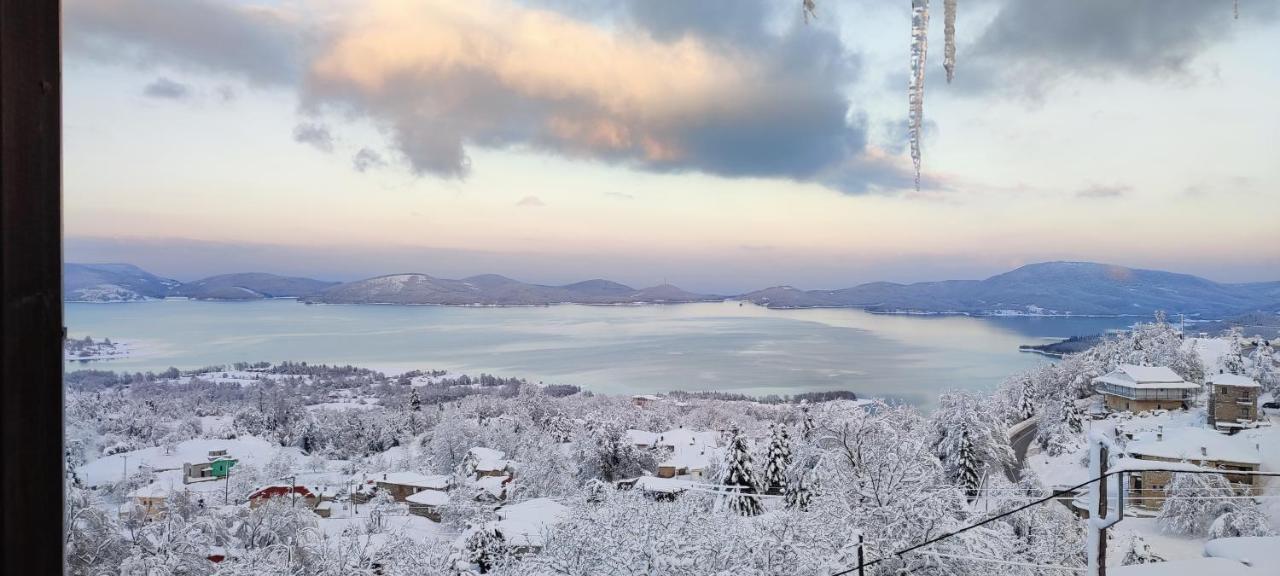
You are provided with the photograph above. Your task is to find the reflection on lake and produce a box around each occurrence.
[65,300,1134,406]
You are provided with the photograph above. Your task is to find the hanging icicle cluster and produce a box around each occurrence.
[908,0,930,190]
[943,0,957,83]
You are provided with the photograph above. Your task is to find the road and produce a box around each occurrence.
[1004,417,1038,482]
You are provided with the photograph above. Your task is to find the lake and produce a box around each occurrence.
[64,300,1134,406]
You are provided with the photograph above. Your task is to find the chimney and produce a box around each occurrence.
[1157,426,1163,441]
[1200,446,1207,457]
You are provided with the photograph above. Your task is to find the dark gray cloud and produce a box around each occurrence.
[292,122,334,153]
[352,148,387,173]
[958,0,1278,98]
[1075,184,1130,199]
[142,77,190,100]
[624,0,774,44]
[65,0,302,86]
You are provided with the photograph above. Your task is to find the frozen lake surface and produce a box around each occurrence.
[65,299,1134,406]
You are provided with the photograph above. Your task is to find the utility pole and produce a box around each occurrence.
[224,464,231,505]
[856,531,865,576]
[1087,433,1123,576]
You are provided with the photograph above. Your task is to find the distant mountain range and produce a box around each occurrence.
[302,273,718,305]
[63,261,1280,318]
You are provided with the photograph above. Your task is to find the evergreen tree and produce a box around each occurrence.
[1222,328,1247,375]
[784,470,814,511]
[955,430,981,500]
[762,424,792,494]
[409,387,421,412]
[800,404,815,441]
[721,428,763,516]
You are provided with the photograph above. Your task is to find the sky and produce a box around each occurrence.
[63,0,1280,293]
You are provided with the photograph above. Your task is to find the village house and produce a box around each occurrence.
[465,447,512,479]
[1121,426,1262,510]
[631,394,662,407]
[127,482,171,519]
[405,488,450,521]
[374,471,451,502]
[182,449,237,484]
[1206,372,1262,432]
[627,426,721,479]
[248,484,321,509]
[1094,365,1200,413]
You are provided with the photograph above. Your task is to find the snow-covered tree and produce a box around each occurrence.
[762,424,793,493]
[1157,472,1237,536]
[928,391,1012,497]
[1221,328,1247,375]
[1119,532,1164,566]
[1208,505,1276,539]
[1249,340,1279,394]
[721,428,763,516]
[1036,397,1084,457]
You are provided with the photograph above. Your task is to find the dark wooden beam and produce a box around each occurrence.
[1,0,64,571]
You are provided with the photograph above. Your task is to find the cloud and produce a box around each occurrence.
[65,0,303,86]
[958,0,1278,98]
[302,0,894,191]
[292,122,334,153]
[352,148,387,172]
[516,195,546,207]
[142,76,190,100]
[66,0,921,193]
[1075,184,1130,199]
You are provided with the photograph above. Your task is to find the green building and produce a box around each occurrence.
[210,457,238,478]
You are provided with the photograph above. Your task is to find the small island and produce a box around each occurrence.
[64,335,129,362]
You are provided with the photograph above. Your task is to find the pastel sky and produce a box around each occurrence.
[64,0,1280,293]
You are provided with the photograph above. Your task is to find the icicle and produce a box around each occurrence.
[1234,0,1239,20]
[943,0,957,83]
[803,0,817,23]
[909,0,930,190]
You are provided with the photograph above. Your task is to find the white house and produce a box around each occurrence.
[1094,365,1199,413]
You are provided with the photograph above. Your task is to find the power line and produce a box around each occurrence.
[828,468,1280,576]
[912,551,1085,572]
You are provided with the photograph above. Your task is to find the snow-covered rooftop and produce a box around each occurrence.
[405,489,449,507]
[1206,373,1261,388]
[378,472,450,489]
[468,447,510,472]
[1095,365,1198,389]
[1203,536,1280,567]
[1125,426,1262,465]
[1112,557,1260,575]
[493,498,568,548]
[631,476,699,494]
[475,475,509,498]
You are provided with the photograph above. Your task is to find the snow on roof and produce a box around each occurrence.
[405,489,450,507]
[631,476,698,494]
[475,475,510,498]
[654,427,719,449]
[468,447,509,472]
[1095,365,1198,389]
[1112,557,1258,575]
[129,482,172,499]
[631,394,662,401]
[378,472,450,489]
[493,498,568,548]
[625,429,658,445]
[1125,426,1262,465]
[1206,373,1261,388]
[1203,536,1280,567]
